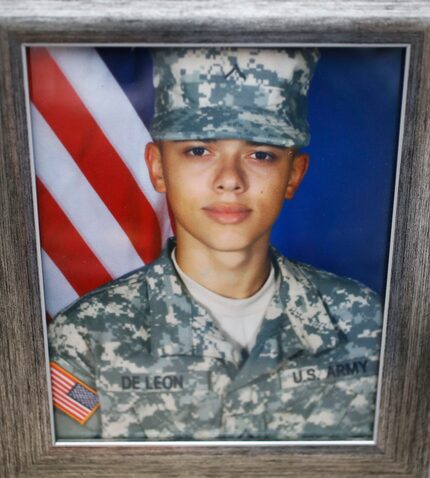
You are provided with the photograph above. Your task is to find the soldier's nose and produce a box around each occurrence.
[214,158,246,193]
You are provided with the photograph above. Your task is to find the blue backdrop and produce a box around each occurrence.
[98,47,405,298]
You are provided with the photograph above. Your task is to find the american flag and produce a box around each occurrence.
[50,362,100,424]
[27,47,173,320]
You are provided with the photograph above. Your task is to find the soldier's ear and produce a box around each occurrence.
[285,151,309,200]
[145,142,167,193]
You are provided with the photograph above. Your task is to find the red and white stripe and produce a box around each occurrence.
[27,47,173,318]
[50,363,98,424]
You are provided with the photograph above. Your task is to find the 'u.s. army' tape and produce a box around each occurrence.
[279,358,378,390]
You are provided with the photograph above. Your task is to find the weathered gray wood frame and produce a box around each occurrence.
[1,2,429,477]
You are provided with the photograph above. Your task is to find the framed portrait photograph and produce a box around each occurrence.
[1,2,429,477]
[27,44,403,444]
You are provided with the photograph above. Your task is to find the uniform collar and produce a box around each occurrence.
[146,239,338,368]
[146,238,242,367]
[271,246,339,355]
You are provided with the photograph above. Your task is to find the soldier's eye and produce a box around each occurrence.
[187,147,210,157]
[250,151,275,161]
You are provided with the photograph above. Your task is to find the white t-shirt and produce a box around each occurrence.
[172,249,279,352]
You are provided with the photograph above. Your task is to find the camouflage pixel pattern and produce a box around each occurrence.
[49,239,382,441]
[150,48,320,148]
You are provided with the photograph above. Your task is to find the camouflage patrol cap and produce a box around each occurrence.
[150,47,319,148]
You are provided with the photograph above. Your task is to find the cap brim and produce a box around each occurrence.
[150,107,309,148]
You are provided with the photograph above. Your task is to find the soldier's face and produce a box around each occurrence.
[145,139,308,254]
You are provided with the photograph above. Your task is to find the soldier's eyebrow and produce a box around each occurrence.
[245,141,288,150]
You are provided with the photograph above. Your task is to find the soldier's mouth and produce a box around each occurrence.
[202,204,252,225]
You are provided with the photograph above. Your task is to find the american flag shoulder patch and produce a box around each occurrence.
[50,361,100,425]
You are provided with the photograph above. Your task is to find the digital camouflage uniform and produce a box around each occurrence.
[50,239,381,441]
[49,48,382,440]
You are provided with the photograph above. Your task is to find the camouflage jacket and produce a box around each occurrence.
[49,239,382,441]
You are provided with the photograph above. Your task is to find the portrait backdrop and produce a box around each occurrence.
[27,46,404,319]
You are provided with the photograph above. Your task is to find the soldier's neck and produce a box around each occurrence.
[174,232,271,299]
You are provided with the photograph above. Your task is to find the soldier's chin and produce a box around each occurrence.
[202,234,263,254]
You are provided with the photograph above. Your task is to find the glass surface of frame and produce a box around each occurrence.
[24,44,407,445]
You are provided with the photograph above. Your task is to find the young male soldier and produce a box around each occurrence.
[49,47,382,441]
